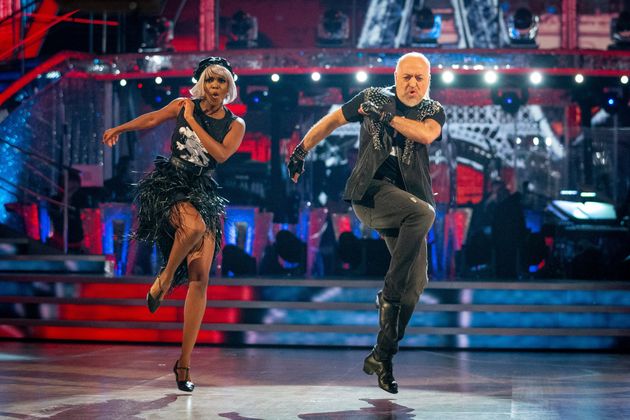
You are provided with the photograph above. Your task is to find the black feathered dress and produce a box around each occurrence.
[133,100,236,288]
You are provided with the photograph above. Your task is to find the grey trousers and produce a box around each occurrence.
[352,179,436,357]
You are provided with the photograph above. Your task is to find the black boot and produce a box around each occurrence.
[376,291,416,343]
[364,295,400,393]
[397,303,415,342]
[363,348,398,394]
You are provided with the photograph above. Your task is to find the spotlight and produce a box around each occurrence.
[574,74,584,84]
[602,90,621,114]
[507,7,539,48]
[311,72,321,82]
[441,70,454,84]
[545,137,553,146]
[491,87,528,115]
[316,8,350,47]
[245,89,270,111]
[119,79,127,87]
[271,73,280,82]
[500,91,521,113]
[222,244,256,276]
[484,71,498,84]
[621,75,629,85]
[227,10,259,49]
[356,71,368,83]
[533,136,540,146]
[529,71,542,85]
[274,230,306,265]
[407,6,442,47]
[155,76,163,85]
[139,16,174,53]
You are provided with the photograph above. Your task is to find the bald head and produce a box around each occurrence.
[394,52,431,107]
[395,52,430,73]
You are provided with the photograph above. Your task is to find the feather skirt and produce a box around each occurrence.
[132,156,227,288]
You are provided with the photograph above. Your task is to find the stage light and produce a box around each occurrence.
[227,10,259,49]
[575,74,584,84]
[155,76,163,85]
[245,89,270,110]
[311,72,321,82]
[356,71,368,83]
[507,7,539,48]
[271,73,280,82]
[317,8,350,47]
[491,87,528,114]
[602,89,622,114]
[529,71,542,85]
[137,82,143,89]
[407,6,442,47]
[545,137,553,146]
[192,77,197,83]
[119,79,127,87]
[139,16,174,53]
[441,71,454,84]
[533,136,540,146]
[515,137,522,145]
[275,230,306,264]
[222,244,256,276]
[234,74,239,82]
[621,75,629,84]
[484,71,498,84]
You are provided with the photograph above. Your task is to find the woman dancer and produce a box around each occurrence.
[102,57,245,392]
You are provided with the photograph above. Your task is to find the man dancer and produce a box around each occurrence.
[287,52,446,393]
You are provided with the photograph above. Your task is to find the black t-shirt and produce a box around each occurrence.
[341,86,446,187]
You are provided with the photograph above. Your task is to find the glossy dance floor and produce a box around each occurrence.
[1,343,629,419]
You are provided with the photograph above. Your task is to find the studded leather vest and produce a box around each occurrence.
[343,86,444,206]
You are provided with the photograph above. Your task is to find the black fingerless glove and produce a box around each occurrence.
[287,143,308,179]
[360,101,394,125]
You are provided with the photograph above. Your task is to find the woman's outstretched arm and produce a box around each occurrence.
[102,98,184,147]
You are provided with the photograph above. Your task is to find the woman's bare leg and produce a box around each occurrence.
[148,202,206,299]
[177,231,215,377]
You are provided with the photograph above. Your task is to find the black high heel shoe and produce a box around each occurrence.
[173,360,195,392]
[146,274,167,313]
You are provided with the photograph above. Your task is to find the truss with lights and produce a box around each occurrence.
[2,48,630,108]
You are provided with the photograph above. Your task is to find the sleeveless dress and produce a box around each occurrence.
[133,99,237,288]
